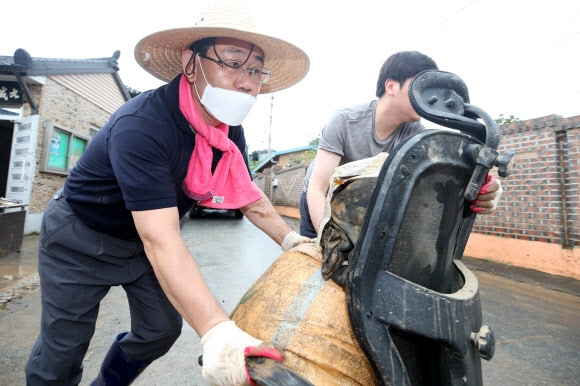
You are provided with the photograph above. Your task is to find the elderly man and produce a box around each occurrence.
[25,3,311,385]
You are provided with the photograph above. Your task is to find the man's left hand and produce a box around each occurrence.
[470,175,503,215]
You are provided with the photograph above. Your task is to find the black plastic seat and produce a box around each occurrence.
[345,70,516,385]
[243,70,516,385]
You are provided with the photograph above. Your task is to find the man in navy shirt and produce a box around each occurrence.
[25,3,312,385]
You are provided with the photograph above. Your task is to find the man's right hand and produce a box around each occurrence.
[200,321,283,385]
[281,231,316,252]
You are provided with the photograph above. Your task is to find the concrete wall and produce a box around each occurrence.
[258,115,580,280]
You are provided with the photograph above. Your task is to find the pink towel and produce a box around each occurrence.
[179,75,263,209]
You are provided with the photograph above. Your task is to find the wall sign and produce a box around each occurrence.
[0,81,23,105]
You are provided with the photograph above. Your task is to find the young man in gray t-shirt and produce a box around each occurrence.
[300,51,501,237]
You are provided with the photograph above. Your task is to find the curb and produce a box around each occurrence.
[463,256,580,297]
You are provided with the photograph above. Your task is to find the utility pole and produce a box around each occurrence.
[268,93,274,157]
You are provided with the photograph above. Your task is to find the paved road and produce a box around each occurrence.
[1,212,579,385]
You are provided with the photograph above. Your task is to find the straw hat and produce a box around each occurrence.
[134,2,310,94]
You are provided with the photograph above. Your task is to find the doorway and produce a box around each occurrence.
[0,120,15,197]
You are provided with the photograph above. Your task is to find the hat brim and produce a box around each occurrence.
[134,26,310,94]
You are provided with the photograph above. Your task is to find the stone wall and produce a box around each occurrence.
[25,78,112,214]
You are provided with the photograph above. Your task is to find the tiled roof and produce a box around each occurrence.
[0,48,131,102]
[0,48,121,76]
[272,145,315,156]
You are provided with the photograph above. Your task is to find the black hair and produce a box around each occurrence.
[185,38,216,75]
[375,51,438,98]
[188,37,216,55]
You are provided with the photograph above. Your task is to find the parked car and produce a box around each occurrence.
[188,202,244,219]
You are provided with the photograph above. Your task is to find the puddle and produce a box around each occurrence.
[0,234,39,294]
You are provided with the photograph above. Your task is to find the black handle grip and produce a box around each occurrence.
[198,355,314,385]
[246,356,314,386]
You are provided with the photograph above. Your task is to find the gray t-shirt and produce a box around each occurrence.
[304,100,424,191]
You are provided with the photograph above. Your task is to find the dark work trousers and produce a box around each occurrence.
[299,190,317,238]
[25,191,182,385]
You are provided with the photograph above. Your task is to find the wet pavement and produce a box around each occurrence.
[0,233,40,308]
[0,212,579,385]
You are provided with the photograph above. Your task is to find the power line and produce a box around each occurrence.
[268,93,274,157]
[439,0,476,26]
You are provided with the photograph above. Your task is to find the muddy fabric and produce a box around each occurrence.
[319,178,376,286]
[318,153,387,287]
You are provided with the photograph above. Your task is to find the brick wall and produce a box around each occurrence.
[472,115,579,248]
[560,116,580,246]
[25,78,112,214]
[257,115,579,278]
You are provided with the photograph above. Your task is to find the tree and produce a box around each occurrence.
[495,114,519,125]
[308,137,319,147]
[288,149,316,166]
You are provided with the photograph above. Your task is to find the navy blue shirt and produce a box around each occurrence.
[64,75,251,239]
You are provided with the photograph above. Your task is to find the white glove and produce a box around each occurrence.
[281,231,316,252]
[490,178,503,210]
[200,321,283,386]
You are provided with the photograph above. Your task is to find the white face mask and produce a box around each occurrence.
[194,54,257,126]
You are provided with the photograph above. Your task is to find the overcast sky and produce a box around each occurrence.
[4,0,579,152]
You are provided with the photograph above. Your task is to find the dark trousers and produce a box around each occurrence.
[299,190,317,238]
[25,192,182,385]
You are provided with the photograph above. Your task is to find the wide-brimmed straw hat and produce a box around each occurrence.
[134,2,310,94]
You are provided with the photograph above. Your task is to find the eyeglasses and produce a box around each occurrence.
[198,54,272,84]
